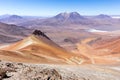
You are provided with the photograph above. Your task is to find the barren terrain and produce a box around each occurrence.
[0,61,120,80]
[0,12,120,80]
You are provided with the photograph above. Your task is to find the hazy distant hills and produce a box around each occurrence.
[94,14,111,19]
[0,22,31,44]
[0,15,41,24]
[0,12,120,31]
[0,15,24,24]
[15,12,120,31]
[18,12,94,29]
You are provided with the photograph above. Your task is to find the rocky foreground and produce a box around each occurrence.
[0,61,120,80]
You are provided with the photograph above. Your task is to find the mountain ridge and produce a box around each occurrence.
[0,30,83,64]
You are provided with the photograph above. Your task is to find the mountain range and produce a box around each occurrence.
[1,12,120,31]
[17,12,120,31]
[16,12,93,29]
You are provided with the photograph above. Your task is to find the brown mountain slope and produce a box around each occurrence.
[77,37,120,64]
[0,30,83,64]
[0,22,31,44]
[90,37,120,58]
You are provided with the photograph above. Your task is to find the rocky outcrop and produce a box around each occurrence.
[0,69,8,79]
[33,30,50,40]
[0,61,120,80]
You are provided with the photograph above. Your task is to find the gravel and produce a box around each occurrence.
[0,61,120,80]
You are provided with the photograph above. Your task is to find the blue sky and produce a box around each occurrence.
[0,0,120,16]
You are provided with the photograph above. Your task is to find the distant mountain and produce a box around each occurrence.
[0,22,31,44]
[54,12,85,20]
[0,15,34,24]
[0,15,23,24]
[88,14,120,31]
[8,15,23,19]
[19,12,93,28]
[53,12,90,24]
[94,14,111,19]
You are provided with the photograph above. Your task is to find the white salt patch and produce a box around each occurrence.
[87,29,108,33]
[111,16,120,19]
